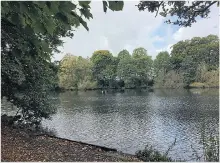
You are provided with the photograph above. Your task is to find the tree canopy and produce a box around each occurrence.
[1,1,94,123]
[137,1,219,27]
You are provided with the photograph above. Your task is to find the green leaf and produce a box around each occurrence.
[59,1,76,13]
[10,13,20,25]
[19,3,29,14]
[71,11,89,31]
[44,18,55,35]
[48,1,60,13]
[79,8,93,19]
[108,1,124,11]
[78,17,89,31]
[79,1,91,8]
[102,1,108,13]
[33,1,46,9]
[33,22,46,34]
[55,12,69,24]
[41,41,51,53]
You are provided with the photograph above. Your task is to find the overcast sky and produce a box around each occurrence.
[52,1,219,61]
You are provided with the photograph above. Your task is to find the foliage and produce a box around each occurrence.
[132,49,153,87]
[137,1,219,27]
[136,145,172,162]
[117,56,137,88]
[1,1,93,123]
[118,49,131,60]
[59,54,95,90]
[201,134,219,162]
[191,126,219,162]
[116,47,153,88]
[91,50,115,87]
[154,51,170,76]
[154,35,219,88]
[132,47,148,58]
[60,47,153,90]
[102,1,124,13]
[154,70,185,89]
[1,53,57,123]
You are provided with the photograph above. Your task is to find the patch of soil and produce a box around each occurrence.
[1,124,141,162]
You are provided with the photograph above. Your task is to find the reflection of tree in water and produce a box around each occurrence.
[189,88,219,96]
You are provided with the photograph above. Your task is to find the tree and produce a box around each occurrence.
[58,54,78,89]
[117,57,137,88]
[103,0,218,27]
[1,1,94,124]
[91,50,114,87]
[132,47,148,58]
[117,47,153,88]
[136,1,219,27]
[118,49,131,60]
[170,40,190,70]
[59,54,94,90]
[132,49,153,87]
[154,35,219,88]
[154,51,170,75]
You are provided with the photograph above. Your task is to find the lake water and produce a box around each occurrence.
[1,89,219,161]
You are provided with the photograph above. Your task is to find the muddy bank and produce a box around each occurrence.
[1,124,140,162]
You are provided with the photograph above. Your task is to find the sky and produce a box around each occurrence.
[52,1,219,61]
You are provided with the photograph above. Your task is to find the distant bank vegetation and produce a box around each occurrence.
[56,35,219,90]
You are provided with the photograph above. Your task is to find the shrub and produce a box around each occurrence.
[136,145,173,162]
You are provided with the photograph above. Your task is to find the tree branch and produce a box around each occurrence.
[155,1,164,17]
[194,1,217,13]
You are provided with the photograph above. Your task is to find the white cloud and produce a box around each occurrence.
[172,6,219,41]
[156,5,219,57]
[53,2,219,61]
[155,44,173,54]
[152,35,164,42]
[99,36,109,49]
[54,1,165,60]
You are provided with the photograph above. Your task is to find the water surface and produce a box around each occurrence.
[2,89,219,161]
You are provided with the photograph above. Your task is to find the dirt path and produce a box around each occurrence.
[1,125,140,162]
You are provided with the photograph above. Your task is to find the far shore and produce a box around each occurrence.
[55,85,219,92]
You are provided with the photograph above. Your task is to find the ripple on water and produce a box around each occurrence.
[2,89,219,161]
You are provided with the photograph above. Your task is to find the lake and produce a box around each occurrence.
[1,89,219,161]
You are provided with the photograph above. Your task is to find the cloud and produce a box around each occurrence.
[99,36,109,49]
[152,35,165,42]
[172,6,219,41]
[155,44,173,54]
[156,5,219,57]
[53,2,219,61]
[54,1,165,60]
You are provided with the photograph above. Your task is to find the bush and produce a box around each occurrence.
[200,133,219,162]
[154,70,185,88]
[136,145,173,162]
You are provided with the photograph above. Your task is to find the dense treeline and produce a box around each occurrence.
[58,47,154,90]
[58,35,219,90]
[154,35,219,88]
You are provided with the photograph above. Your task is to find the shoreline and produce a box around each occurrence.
[1,124,140,162]
[55,85,219,92]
